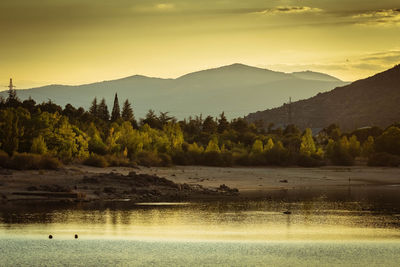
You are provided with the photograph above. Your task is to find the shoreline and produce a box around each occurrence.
[1,165,400,207]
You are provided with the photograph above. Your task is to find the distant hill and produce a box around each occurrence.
[245,65,400,131]
[291,71,342,82]
[1,63,347,119]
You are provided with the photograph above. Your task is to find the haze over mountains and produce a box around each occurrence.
[1,64,347,119]
[246,65,400,131]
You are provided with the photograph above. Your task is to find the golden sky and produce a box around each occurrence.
[1,0,400,88]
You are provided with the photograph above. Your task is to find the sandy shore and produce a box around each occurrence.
[1,165,400,204]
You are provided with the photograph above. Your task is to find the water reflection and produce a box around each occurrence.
[1,200,400,241]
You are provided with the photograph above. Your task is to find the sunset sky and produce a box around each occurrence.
[1,0,400,89]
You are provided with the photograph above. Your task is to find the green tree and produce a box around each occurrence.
[159,112,174,126]
[141,110,161,129]
[326,136,354,166]
[36,113,89,160]
[111,93,121,122]
[300,128,316,156]
[205,138,220,153]
[251,140,264,154]
[348,135,361,157]
[264,138,274,151]
[325,124,341,141]
[231,118,248,133]
[31,135,48,154]
[121,99,134,122]
[87,123,107,155]
[284,124,300,136]
[106,126,121,154]
[203,116,218,134]
[163,122,184,151]
[97,98,109,121]
[339,136,350,150]
[0,108,30,155]
[374,126,400,156]
[89,97,98,117]
[217,112,230,133]
[361,136,374,157]
[188,142,204,153]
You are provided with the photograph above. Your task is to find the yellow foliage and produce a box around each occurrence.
[300,128,316,156]
[265,138,274,151]
[205,139,220,153]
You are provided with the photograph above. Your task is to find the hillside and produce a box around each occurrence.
[245,65,400,131]
[1,63,347,119]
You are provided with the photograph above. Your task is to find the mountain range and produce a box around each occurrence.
[1,64,347,119]
[245,64,400,131]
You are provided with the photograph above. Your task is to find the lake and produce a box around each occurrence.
[1,199,400,266]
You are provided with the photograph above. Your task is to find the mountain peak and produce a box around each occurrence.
[1,63,346,120]
[177,63,284,81]
[291,70,343,82]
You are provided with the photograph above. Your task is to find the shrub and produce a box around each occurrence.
[8,153,41,170]
[203,151,224,166]
[38,155,62,169]
[3,153,61,170]
[329,148,354,166]
[0,150,11,168]
[367,152,400,167]
[297,154,325,167]
[220,152,234,167]
[171,150,191,165]
[136,151,162,167]
[83,153,108,168]
[158,153,172,167]
[265,148,290,166]
[234,153,251,166]
[248,153,267,165]
[187,150,203,165]
[104,154,131,167]
[202,151,233,167]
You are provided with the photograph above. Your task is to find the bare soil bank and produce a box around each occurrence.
[1,165,400,206]
[0,166,239,204]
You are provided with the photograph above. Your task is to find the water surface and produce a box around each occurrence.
[1,200,400,266]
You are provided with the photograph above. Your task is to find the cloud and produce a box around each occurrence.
[359,50,400,65]
[155,3,175,10]
[351,8,400,26]
[263,49,400,81]
[253,6,323,15]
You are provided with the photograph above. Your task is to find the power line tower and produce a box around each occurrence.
[8,78,16,91]
[7,78,17,99]
[288,97,292,125]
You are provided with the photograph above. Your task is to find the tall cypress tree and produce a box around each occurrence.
[121,99,134,122]
[217,112,229,133]
[97,98,109,121]
[7,87,17,102]
[89,97,98,117]
[111,93,121,122]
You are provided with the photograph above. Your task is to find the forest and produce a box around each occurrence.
[0,88,400,170]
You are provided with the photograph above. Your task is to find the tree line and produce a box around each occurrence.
[0,87,400,169]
